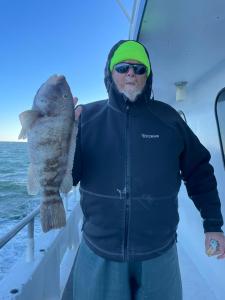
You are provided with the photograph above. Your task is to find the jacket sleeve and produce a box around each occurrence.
[178,119,224,233]
[72,117,82,186]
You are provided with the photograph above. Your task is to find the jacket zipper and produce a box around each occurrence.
[124,104,130,260]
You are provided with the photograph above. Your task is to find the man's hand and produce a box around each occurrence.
[205,232,225,259]
[73,97,82,122]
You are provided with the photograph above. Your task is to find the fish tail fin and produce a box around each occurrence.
[40,195,66,232]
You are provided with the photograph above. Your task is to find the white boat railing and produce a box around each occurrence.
[0,206,40,262]
[0,188,83,300]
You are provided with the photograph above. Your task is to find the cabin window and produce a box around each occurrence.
[215,88,225,168]
[177,110,187,123]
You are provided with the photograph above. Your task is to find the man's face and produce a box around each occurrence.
[112,60,147,102]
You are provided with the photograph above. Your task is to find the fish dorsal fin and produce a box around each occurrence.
[18,110,41,139]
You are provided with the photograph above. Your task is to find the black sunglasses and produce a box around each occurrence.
[114,63,147,75]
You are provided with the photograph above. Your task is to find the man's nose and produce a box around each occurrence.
[126,66,135,76]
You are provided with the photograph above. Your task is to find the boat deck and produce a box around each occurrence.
[177,243,217,299]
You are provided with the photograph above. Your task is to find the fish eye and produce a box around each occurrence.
[63,94,69,99]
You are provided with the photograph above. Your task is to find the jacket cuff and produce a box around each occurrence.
[203,218,224,233]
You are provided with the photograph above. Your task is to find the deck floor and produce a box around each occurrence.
[62,243,218,300]
[177,243,218,300]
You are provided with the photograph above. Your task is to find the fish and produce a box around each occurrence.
[18,75,77,232]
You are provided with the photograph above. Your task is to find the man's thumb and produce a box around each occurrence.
[75,105,82,122]
[73,97,78,106]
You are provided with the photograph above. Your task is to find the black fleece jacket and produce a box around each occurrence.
[72,40,223,261]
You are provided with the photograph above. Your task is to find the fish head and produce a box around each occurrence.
[32,75,74,116]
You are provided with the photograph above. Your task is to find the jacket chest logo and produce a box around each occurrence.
[141,133,160,139]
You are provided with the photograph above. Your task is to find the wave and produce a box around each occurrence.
[0,181,28,194]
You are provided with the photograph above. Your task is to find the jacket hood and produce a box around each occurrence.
[104,40,153,102]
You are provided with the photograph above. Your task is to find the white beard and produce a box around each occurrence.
[119,85,143,102]
[122,89,141,102]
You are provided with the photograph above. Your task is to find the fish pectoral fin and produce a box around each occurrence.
[60,172,73,193]
[27,164,39,195]
[18,110,41,140]
[18,128,27,139]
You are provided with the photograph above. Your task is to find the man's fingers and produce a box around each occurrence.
[207,250,221,256]
[73,97,78,106]
[216,245,225,259]
[206,250,219,256]
[205,231,225,260]
[72,96,82,122]
[75,105,82,122]
[217,251,225,259]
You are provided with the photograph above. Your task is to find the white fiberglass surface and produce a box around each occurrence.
[177,243,218,300]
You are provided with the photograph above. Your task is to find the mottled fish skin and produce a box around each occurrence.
[19,75,75,232]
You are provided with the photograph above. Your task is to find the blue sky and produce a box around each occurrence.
[0,0,133,141]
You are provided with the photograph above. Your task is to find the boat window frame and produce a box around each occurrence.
[215,87,225,169]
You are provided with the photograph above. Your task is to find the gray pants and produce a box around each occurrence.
[73,238,182,300]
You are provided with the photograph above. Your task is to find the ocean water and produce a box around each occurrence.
[0,142,41,282]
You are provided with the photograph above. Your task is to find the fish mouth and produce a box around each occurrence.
[57,75,65,81]
[49,74,66,85]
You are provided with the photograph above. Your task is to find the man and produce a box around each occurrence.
[72,40,225,300]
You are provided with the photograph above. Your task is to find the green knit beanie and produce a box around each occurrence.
[109,40,151,77]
